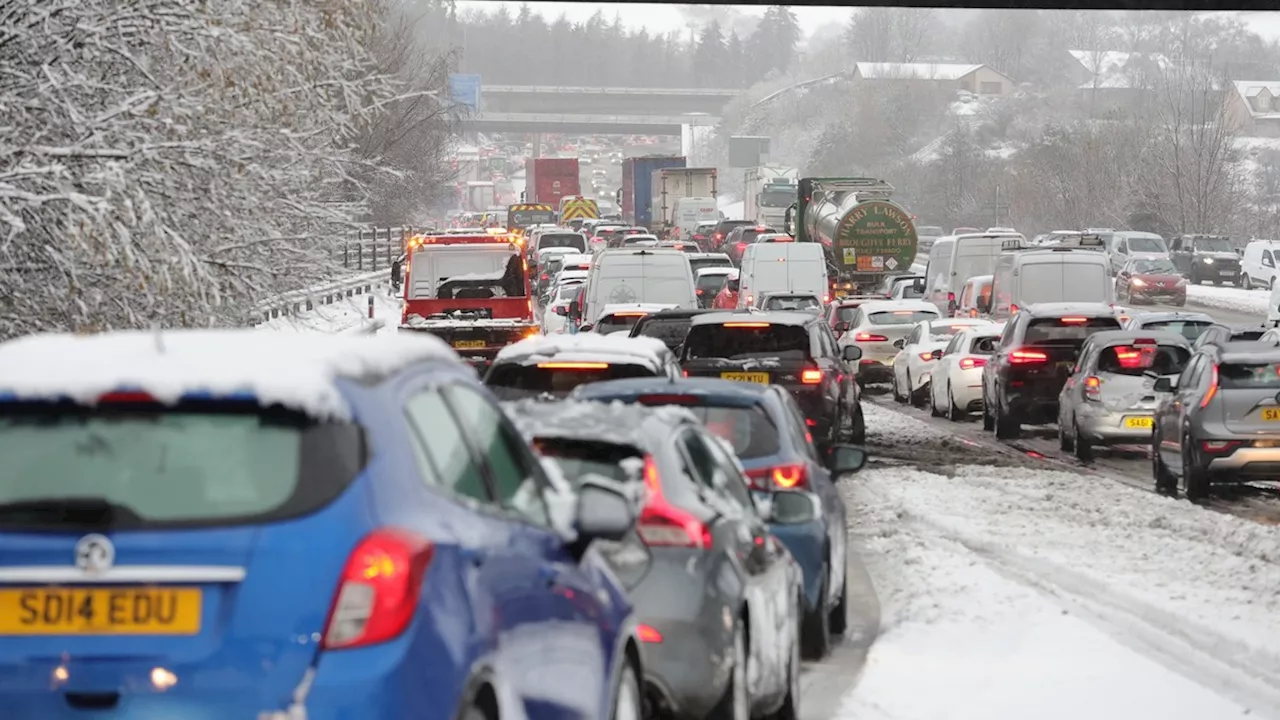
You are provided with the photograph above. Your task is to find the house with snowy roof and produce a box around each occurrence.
[1067,49,1169,111]
[850,62,1016,98]
[1226,81,1280,138]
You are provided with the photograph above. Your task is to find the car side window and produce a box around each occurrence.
[700,430,755,511]
[404,390,491,503]
[678,428,721,489]
[944,333,963,355]
[779,392,820,462]
[1265,251,1275,268]
[1180,355,1204,389]
[999,317,1019,348]
[442,385,551,527]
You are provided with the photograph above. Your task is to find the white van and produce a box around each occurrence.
[579,248,698,327]
[737,242,828,309]
[946,232,1026,313]
[1108,231,1169,275]
[671,197,719,242]
[924,237,956,315]
[1242,239,1280,291]
[990,248,1114,321]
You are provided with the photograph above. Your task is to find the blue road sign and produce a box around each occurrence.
[448,74,482,110]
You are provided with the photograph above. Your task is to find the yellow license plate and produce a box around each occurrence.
[722,372,770,384]
[1262,408,1280,421]
[1122,416,1154,429]
[834,289,849,298]
[0,587,202,636]
[453,340,486,350]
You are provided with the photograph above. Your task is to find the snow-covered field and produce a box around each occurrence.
[257,288,402,334]
[1185,284,1270,317]
[840,403,1280,719]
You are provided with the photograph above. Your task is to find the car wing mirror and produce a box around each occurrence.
[827,445,868,476]
[1153,376,1177,392]
[842,345,862,362]
[753,490,820,524]
[892,338,905,349]
[578,324,594,333]
[553,306,569,316]
[930,349,943,360]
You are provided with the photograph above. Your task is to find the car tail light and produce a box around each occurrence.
[637,456,711,549]
[800,369,823,384]
[1009,348,1049,364]
[959,357,987,370]
[323,529,434,649]
[637,624,664,643]
[1010,304,1019,314]
[696,289,704,295]
[725,322,770,328]
[541,274,549,281]
[918,352,935,361]
[1200,364,1219,409]
[746,463,809,490]
[1202,439,1241,454]
[854,332,888,342]
[736,242,747,251]
[1083,375,1102,401]
[948,292,956,303]
[97,391,159,404]
[1060,317,1088,324]
[538,362,610,369]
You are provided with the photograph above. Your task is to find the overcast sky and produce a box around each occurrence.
[455,3,1280,43]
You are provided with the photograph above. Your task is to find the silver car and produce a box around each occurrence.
[1153,341,1280,498]
[1058,330,1191,461]
[1121,310,1215,342]
[835,299,940,385]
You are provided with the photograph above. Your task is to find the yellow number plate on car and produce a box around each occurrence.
[1262,408,1280,421]
[722,372,770,384]
[0,587,202,636]
[1122,416,1154,429]
[453,340,486,350]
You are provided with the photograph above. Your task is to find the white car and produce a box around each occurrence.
[541,280,586,334]
[928,325,1004,420]
[836,299,941,386]
[891,317,995,405]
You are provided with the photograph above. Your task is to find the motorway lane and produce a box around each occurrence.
[797,542,880,720]
[1143,298,1262,326]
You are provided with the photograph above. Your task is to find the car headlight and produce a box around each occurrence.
[1130,278,1147,287]
[1203,257,1215,264]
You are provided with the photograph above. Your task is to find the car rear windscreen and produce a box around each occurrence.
[1025,316,1121,345]
[634,317,695,348]
[486,363,659,397]
[686,406,781,460]
[969,336,999,354]
[1231,330,1267,342]
[1219,362,1280,390]
[684,324,810,361]
[867,310,938,325]
[697,273,730,295]
[1139,320,1213,341]
[1097,343,1189,376]
[534,438,641,485]
[595,315,646,335]
[538,234,587,252]
[0,402,364,530]
[763,296,820,311]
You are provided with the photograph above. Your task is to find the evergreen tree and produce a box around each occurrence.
[694,21,727,88]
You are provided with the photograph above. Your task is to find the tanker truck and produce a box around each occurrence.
[784,177,919,297]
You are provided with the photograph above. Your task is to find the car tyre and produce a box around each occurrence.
[850,406,867,445]
[829,567,848,636]
[929,387,944,417]
[892,372,907,404]
[981,389,995,431]
[1181,430,1210,501]
[770,609,802,720]
[800,566,831,660]
[1059,418,1074,452]
[1152,429,1177,495]
[610,658,642,720]
[710,618,749,720]
[1073,417,1093,462]
[909,374,928,407]
[947,384,966,422]
[994,397,1019,439]
[1244,275,1253,290]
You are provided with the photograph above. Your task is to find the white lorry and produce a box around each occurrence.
[744,166,799,229]
[465,181,496,212]
[650,167,718,240]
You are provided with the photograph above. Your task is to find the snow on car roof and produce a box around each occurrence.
[494,332,672,370]
[599,303,679,317]
[857,299,940,315]
[0,329,460,419]
[503,398,697,448]
[695,267,737,277]
[689,310,815,327]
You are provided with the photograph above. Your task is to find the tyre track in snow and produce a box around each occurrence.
[862,389,1280,525]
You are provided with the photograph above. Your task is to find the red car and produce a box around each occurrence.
[1115,257,1186,306]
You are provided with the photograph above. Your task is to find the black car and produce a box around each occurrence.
[628,308,725,353]
[981,302,1122,438]
[1192,322,1269,350]
[503,398,806,720]
[1169,234,1241,286]
[707,219,756,251]
[680,310,865,447]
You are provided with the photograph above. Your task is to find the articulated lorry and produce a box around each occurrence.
[524,158,580,205]
[785,177,919,296]
[619,156,685,228]
[651,167,718,240]
[744,166,799,228]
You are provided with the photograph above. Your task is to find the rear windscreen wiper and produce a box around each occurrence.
[0,496,144,530]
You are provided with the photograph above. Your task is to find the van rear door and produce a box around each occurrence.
[1016,260,1114,309]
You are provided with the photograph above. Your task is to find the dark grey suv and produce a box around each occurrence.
[1153,341,1280,498]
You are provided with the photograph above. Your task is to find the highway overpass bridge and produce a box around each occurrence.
[460,85,740,134]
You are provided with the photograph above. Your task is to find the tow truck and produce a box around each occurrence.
[398,230,539,371]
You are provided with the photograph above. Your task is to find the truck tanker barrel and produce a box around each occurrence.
[787,177,919,295]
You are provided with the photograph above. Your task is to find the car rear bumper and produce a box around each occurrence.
[1076,406,1157,443]
[1204,445,1280,479]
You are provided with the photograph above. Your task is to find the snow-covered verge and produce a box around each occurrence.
[1186,284,1270,317]
[257,289,402,335]
[839,404,1280,718]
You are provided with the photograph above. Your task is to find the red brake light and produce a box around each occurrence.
[1200,364,1218,409]
[637,456,712,549]
[947,292,956,302]
[696,289,704,295]
[736,241,747,249]
[1060,317,1088,324]
[637,624,664,643]
[1083,375,1102,401]
[1010,304,1019,314]
[918,352,935,361]
[853,332,888,342]
[323,529,434,649]
[1202,439,1241,454]
[746,463,809,490]
[97,391,158,404]
[800,369,823,384]
[958,357,987,370]
[1009,349,1049,364]
[637,394,701,405]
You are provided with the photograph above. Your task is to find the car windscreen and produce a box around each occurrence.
[1138,319,1212,341]
[632,316,695,349]
[1132,258,1178,274]
[684,324,810,361]
[687,406,781,460]
[763,295,820,311]
[1127,236,1167,253]
[0,402,363,530]
[595,314,646,335]
[867,310,939,325]
[1192,237,1234,253]
[554,283,584,302]
[917,226,944,236]
[1219,361,1280,390]
[485,363,659,398]
[1019,262,1109,305]
[928,322,983,340]
[690,257,733,274]
[1096,343,1189,376]
[538,233,587,252]
[760,188,794,207]
[511,209,556,226]
[1024,317,1121,345]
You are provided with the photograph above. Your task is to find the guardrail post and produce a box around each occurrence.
[368,295,374,319]
[358,243,364,271]
[343,244,349,268]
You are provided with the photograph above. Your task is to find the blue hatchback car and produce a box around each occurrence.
[0,330,642,720]
[571,377,866,659]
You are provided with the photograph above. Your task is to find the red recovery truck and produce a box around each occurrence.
[398,231,539,370]
[524,158,580,205]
